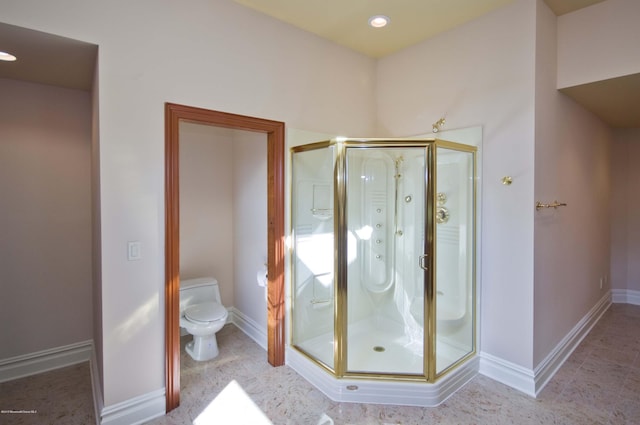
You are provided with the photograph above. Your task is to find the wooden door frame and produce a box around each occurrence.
[165,103,285,412]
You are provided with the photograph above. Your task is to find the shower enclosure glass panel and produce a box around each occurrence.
[345,147,427,375]
[290,138,476,383]
[291,145,335,369]
[435,145,475,374]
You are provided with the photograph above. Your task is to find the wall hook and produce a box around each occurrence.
[501,176,513,186]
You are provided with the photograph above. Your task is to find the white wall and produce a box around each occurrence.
[0,78,93,358]
[179,123,235,307]
[533,1,613,365]
[557,0,640,88]
[611,129,640,295]
[232,131,268,331]
[0,0,377,407]
[377,0,537,368]
[91,57,104,396]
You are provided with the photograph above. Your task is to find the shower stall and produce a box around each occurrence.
[290,138,476,391]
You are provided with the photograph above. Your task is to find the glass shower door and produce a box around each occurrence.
[344,146,429,376]
[434,144,476,375]
[291,145,336,370]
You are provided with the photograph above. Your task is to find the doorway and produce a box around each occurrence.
[164,103,285,412]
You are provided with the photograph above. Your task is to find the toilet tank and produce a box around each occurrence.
[179,277,222,312]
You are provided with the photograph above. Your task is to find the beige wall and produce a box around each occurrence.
[611,129,640,294]
[232,131,268,335]
[377,0,537,368]
[557,0,640,88]
[533,0,613,365]
[0,78,93,358]
[179,124,269,336]
[90,55,104,404]
[180,123,267,328]
[179,123,235,308]
[0,0,376,406]
[4,0,637,413]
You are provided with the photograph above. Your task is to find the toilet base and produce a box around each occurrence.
[185,334,219,361]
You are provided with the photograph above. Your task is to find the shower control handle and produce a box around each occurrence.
[418,254,429,271]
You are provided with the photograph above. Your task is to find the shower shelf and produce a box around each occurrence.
[311,272,333,306]
[311,208,332,219]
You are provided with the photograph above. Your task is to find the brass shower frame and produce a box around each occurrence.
[290,138,477,384]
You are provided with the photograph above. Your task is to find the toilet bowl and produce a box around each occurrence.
[180,277,228,361]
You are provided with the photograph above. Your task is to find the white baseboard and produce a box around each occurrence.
[479,292,612,397]
[100,388,165,425]
[479,352,536,396]
[229,307,267,350]
[0,340,92,383]
[612,289,640,305]
[532,292,611,396]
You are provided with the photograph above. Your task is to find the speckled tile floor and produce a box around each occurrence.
[1,303,638,424]
[0,362,95,425]
[149,303,640,425]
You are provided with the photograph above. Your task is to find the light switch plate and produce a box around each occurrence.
[128,241,142,261]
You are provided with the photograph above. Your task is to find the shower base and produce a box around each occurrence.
[289,317,478,407]
[296,317,468,375]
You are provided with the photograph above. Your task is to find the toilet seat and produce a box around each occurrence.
[184,302,227,324]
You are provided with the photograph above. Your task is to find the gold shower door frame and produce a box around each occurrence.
[290,138,477,384]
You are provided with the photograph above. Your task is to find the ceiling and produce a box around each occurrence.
[233,0,605,59]
[0,22,96,91]
[560,74,640,128]
[231,0,639,128]
[234,0,514,59]
[1,0,637,128]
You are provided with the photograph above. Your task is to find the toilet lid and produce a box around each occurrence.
[185,302,227,323]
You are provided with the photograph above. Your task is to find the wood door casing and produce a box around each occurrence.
[165,103,285,412]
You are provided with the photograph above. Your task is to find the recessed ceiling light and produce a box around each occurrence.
[368,15,390,28]
[0,51,17,62]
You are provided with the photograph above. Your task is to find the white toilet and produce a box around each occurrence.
[179,277,229,361]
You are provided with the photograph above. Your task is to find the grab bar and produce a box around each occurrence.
[535,201,567,211]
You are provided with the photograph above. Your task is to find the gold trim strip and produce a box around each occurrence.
[426,144,437,382]
[334,141,347,377]
[293,344,336,376]
[435,138,478,153]
[290,140,334,153]
[342,371,428,382]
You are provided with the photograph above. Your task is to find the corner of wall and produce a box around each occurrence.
[90,343,104,425]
